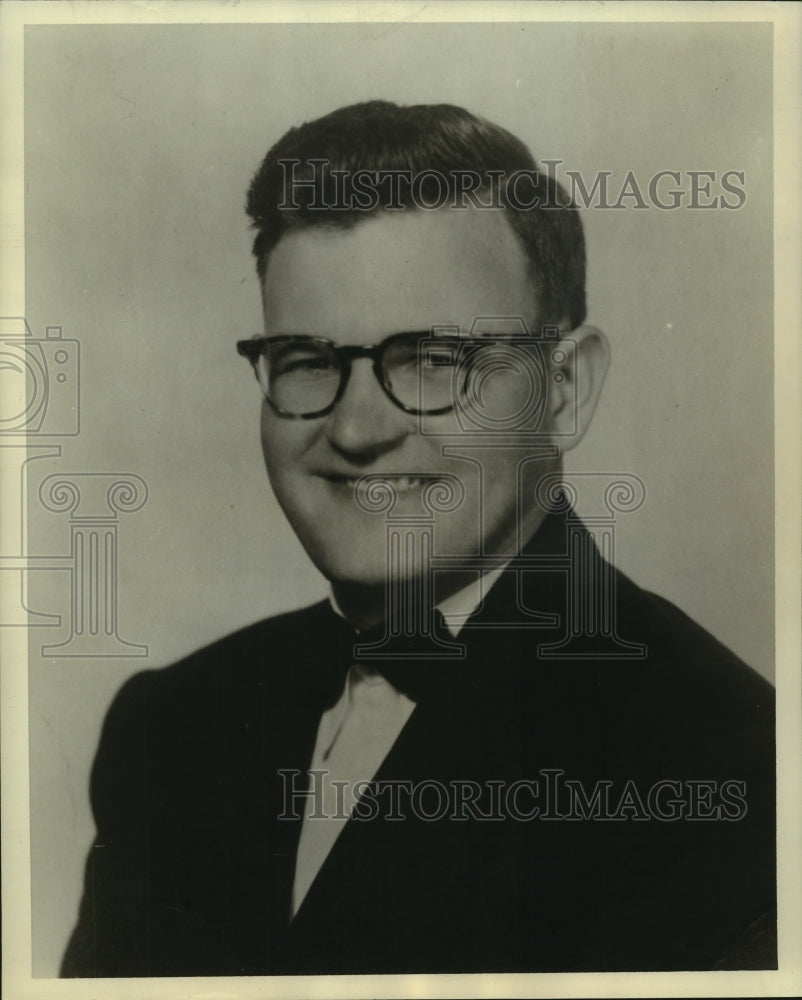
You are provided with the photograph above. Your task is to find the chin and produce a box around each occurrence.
[305,544,390,589]
[319,550,442,593]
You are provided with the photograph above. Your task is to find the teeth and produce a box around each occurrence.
[331,475,434,492]
[395,476,429,492]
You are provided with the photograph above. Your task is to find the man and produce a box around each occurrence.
[61,101,775,976]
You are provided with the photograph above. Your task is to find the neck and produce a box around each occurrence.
[331,570,479,632]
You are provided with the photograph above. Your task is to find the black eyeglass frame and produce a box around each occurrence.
[237,331,552,420]
[237,332,481,420]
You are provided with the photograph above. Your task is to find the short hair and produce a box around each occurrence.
[246,101,586,329]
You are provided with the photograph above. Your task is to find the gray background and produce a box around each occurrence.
[23,22,772,975]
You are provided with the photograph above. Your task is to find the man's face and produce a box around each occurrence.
[260,207,559,594]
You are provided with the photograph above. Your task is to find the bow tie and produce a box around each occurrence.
[319,603,466,704]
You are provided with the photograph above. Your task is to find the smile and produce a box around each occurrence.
[323,474,442,493]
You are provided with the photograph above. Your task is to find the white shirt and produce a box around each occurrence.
[291,566,506,916]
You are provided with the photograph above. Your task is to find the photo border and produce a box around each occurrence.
[2,2,799,998]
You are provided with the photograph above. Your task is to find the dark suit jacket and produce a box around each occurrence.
[61,512,776,976]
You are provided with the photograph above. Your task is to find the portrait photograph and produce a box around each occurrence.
[1,2,800,998]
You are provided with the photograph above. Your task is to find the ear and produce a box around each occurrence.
[548,325,610,451]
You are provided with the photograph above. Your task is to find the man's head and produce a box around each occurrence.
[243,101,609,624]
[246,101,586,330]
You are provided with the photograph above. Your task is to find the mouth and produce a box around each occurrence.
[321,473,443,494]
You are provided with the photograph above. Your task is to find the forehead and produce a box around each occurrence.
[262,208,536,338]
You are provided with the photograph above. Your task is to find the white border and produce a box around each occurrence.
[2,2,800,998]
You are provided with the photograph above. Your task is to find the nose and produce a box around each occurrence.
[325,358,412,459]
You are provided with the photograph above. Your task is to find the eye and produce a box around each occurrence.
[394,339,425,363]
[268,344,337,378]
[283,356,335,374]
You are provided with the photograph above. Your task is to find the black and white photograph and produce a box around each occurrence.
[2,1,800,997]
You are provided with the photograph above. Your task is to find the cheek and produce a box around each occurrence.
[481,473,520,526]
[475,450,559,528]
[259,416,307,493]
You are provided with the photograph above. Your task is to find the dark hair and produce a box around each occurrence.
[246,101,586,329]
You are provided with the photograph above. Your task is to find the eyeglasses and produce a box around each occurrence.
[236,331,548,420]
